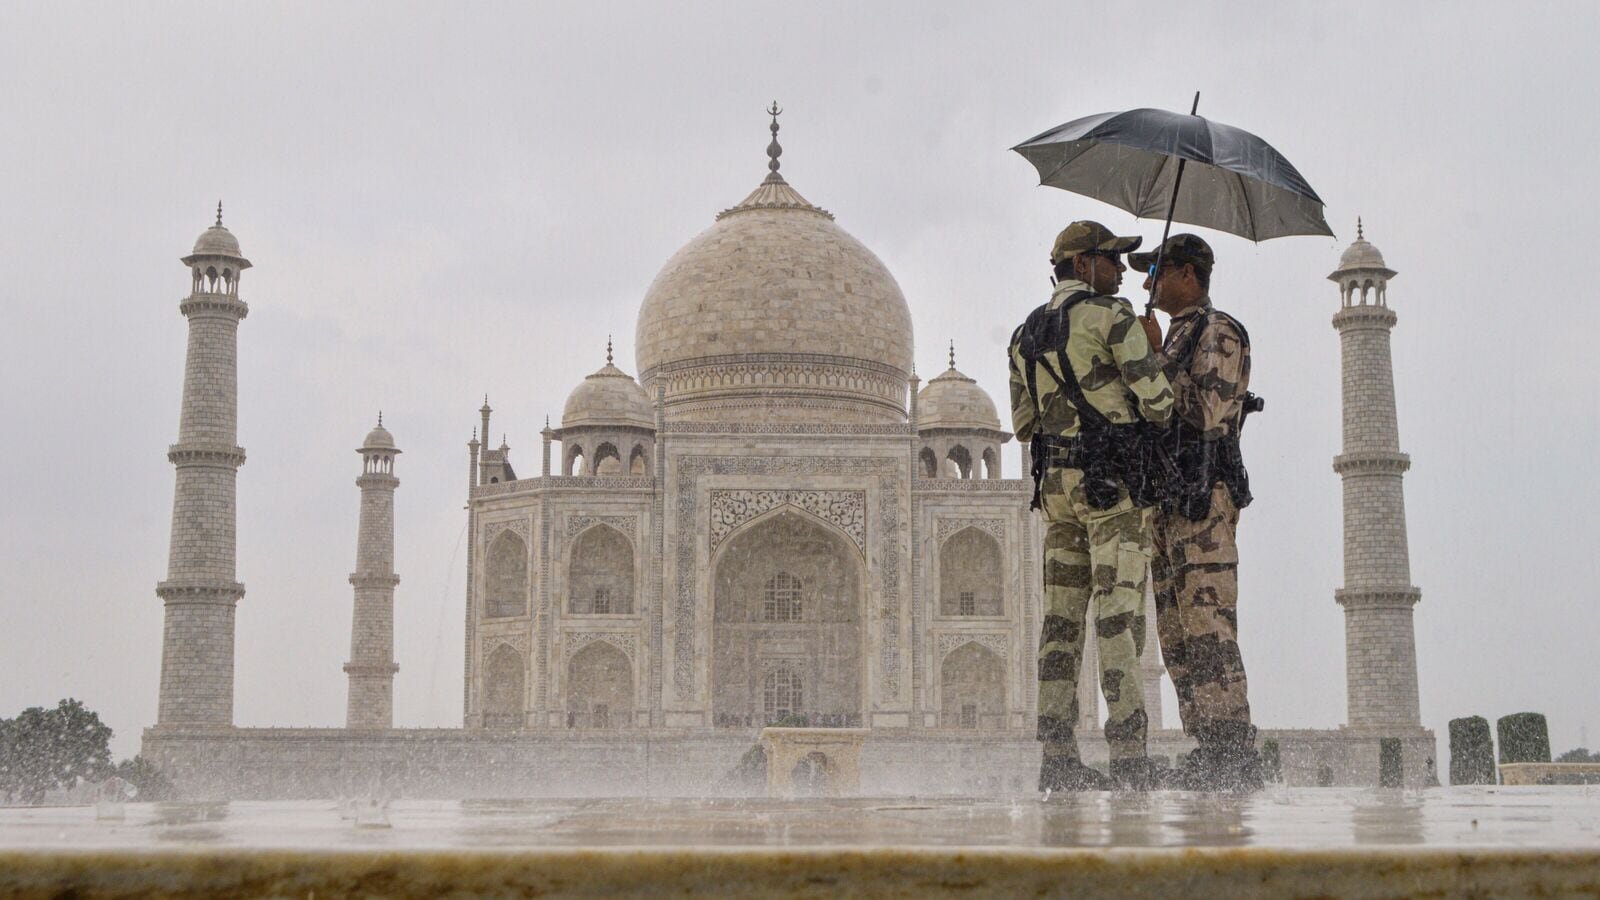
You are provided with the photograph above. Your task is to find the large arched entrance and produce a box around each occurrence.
[566,641,633,728]
[712,510,864,727]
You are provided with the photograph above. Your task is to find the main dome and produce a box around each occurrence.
[634,164,914,425]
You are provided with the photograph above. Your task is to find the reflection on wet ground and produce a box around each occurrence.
[1,786,1597,851]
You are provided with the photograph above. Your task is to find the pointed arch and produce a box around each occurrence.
[946,444,972,479]
[483,643,526,728]
[981,447,1000,480]
[919,446,938,478]
[566,641,633,728]
[593,441,622,475]
[568,524,634,614]
[940,526,1002,616]
[940,641,1005,729]
[712,510,864,728]
[566,444,585,477]
[629,444,649,475]
[485,530,529,618]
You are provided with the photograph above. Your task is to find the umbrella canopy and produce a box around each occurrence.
[1013,107,1333,241]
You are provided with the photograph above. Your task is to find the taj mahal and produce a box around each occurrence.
[142,114,1434,796]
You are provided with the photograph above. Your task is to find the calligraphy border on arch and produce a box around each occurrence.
[675,456,903,697]
[708,489,866,554]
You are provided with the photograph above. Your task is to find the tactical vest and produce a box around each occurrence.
[1015,291,1175,511]
[1164,309,1259,521]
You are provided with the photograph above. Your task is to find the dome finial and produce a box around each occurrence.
[949,340,956,370]
[377,410,383,427]
[606,335,613,365]
[1357,217,1364,241]
[216,200,223,227]
[766,101,783,175]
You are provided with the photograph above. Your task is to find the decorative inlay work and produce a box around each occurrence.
[709,490,865,553]
[484,518,531,541]
[561,631,638,664]
[485,633,530,658]
[473,476,655,498]
[936,632,1009,663]
[913,478,1031,493]
[674,456,903,696]
[566,515,637,542]
[662,421,914,435]
[935,517,1007,544]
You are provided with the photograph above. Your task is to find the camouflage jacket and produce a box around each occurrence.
[1158,297,1250,440]
[1008,279,1174,441]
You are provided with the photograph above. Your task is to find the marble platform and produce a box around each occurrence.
[3,787,1598,896]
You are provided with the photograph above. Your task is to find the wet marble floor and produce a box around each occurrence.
[2,786,1598,851]
[2,788,1598,897]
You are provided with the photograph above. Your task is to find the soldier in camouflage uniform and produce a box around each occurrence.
[1009,221,1175,792]
[1132,233,1263,792]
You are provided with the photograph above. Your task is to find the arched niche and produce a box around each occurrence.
[946,445,972,479]
[566,641,632,728]
[629,444,649,475]
[919,446,938,478]
[568,525,634,614]
[593,442,622,475]
[566,445,585,477]
[711,510,863,728]
[939,526,1003,616]
[483,643,526,728]
[981,447,1000,479]
[485,530,529,618]
[940,641,1005,729]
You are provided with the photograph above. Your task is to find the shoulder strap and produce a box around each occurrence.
[1172,308,1250,370]
[1018,291,1109,428]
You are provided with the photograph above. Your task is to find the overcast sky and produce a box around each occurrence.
[2,1,1597,764]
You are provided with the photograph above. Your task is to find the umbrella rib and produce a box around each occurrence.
[1237,170,1257,243]
[1138,153,1170,219]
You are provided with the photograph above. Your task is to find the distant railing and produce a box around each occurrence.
[713,712,862,729]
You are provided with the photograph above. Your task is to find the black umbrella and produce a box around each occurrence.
[1013,95,1332,311]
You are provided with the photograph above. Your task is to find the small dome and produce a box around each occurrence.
[362,422,397,451]
[562,359,654,430]
[1337,237,1387,271]
[918,364,1001,431]
[192,224,243,258]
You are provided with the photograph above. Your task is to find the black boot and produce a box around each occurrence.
[1179,723,1265,793]
[1040,755,1112,792]
[1109,756,1166,792]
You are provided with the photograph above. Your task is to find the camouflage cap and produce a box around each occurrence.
[1049,220,1143,266]
[1129,233,1214,275]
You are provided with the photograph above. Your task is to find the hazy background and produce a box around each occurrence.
[2,1,1596,763]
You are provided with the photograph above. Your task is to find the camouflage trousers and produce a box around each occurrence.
[1037,467,1151,762]
[1151,483,1253,746]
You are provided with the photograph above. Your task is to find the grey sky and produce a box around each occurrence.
[2,1,1596,762]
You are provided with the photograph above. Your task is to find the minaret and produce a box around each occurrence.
[344,415,401,729]
[1329,220,1422,728]
[156,203,250,727]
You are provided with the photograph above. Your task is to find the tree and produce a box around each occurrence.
[115,755,174,801]
[1556,747,1600,763]
[0,699,113,805]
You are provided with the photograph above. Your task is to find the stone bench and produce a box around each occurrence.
[759,727,870,798]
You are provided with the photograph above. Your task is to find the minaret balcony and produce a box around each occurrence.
[155,580,245,604]
[168,443,247,467]
[1332,304,1398,331]
[1335,586,1422,609]
[349,572,402,589]
[178,294,249,320]
[1332,451,1410,475]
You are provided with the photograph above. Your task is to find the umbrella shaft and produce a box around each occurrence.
[1147,155,1190,316]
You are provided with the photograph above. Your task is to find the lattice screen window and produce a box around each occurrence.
[961,703,978,729]
[593,588,611,615]
[763,572,803,622]
[763,666,804,718]
[958,591,977,616]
